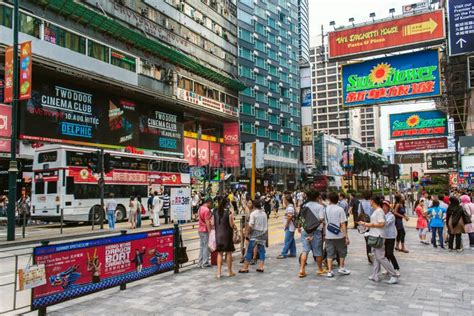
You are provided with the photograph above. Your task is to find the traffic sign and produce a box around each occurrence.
[448,0,474,56]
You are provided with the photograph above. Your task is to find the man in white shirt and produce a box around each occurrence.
[152,191,162,227]
[105,193,117,230]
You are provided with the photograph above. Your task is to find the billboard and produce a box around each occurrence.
[342,49,441,108]
[301,88,312,107]
[328,10,445,60]
[327,142,344,176]
[389,110,448,140]
[223,122,239,145]
[19,41,32,100]
[461,155,474,172]
[3,46,13,103]
[427,153,456,170]
[302,145,314,165]
[395,137,448,152]
[395,153,425,164]
[32,229,174,310]
[19,66,183,153]
[448,0,474,56]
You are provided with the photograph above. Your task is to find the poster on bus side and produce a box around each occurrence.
[32,229,174,310]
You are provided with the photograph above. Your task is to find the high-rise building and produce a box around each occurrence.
[0,0,244,195]
[309,45,362,146]
[237,0,302,191]
[360,107,382,150]
[297,0,310,65]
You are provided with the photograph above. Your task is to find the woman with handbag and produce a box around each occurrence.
[359,195,398,285]
[460,194,474,250]
[415,200,429,244]
[214,197,236,278]
[447,196,465,252]
[393,195,410,253]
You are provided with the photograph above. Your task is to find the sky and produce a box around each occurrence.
[307,0,438,153]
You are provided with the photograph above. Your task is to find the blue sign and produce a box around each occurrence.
[301,88,312,107]
[342,49,441,107]
[448,0,474,56]
[389,110,449,140]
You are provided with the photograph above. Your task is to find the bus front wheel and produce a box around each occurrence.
[115,205,126,222]
[89,206,104,225]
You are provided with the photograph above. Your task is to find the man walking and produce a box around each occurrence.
[325,192,350,278]
[298,190,326,277]
[152,191,162,227]
[105,193,117,230]
[348,193,360,229]
[198,198,213,268]
[161,189,170,224]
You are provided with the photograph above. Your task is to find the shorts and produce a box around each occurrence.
[418,227,428,236]
[326,238,347,259]
[301,229,323,257]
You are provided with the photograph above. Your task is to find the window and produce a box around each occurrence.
[255,92,267,103]
[35,181,45,194]
[269,114,280,124]
[280,103,289,113]
[239,47,253,60]
[88,40,109,62]
[206,88,219,101]
[281,133,290,143]
[255,74,267,86]
[66,177,74,195]
[268,49,278,60]
[240,122,255,134]
[269,81,278,92]
[268,65,278,76]
[240,0,254,8]
[268,33,276,44]
[268,17,276,28]
[194,82,205,96]
[38,151,58,163]
[255,22,266,36]
[178,77,193,90]
[238,9,253,24]
[240,103,254,115]
[270,130,279,141]
[256,126,268,138]
[239,65,254,79]
[241,87,254,97]
[20,13,40,38]
[111,50,136,72]
[255,57,266,69]
[256,108,267,120]
[239,28,253,43]
[226,95,238,107]
[269,97,279,109]
[0,5,12,28]
[47,181,58,194]
[255,40,266,52]
[44,22,86,54]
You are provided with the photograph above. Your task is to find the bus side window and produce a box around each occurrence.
[66,177,74,195]
[47,181,58,194]
[36,181,45,194]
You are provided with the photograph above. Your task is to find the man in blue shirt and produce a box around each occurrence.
[427,200,446,248]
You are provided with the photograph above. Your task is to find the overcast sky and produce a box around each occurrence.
[307,0,438,153]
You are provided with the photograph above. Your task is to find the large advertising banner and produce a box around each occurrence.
[329,10,445,60]
[3,46,13,103]
[389,110,448,139]
[461,155,474,172]
[32,229,174,310]
[395,153,425,164]
[327,142,344,176]
[342,49,441,107]
[19,66,183,153]
[448,0,474,56]
[427,153,456,170]
[395,137,447,152]
[223,122,239,145]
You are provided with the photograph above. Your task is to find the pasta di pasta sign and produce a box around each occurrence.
[342,49,441,107]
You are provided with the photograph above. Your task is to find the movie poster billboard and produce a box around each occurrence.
[32,229,174,310]
[328,10,445,60]
[19,66,183,153]
[342,49,441,108]
[389,110,448,139]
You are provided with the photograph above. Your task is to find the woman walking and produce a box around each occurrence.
[277,194,297,259]
[460,195,474,250]
[214,197,236,278]
[359,195,398,284]
[239,199,268,273]
[427,200,446,248]
[393,195,409,253]
[129,196,138,229]
[447,196,465,252]
[382,200,400,275]
[415,200,429,244]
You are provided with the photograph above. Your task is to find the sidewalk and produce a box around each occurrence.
[43,227,474,316]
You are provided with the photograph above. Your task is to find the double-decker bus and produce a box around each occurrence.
[31,145,190,223]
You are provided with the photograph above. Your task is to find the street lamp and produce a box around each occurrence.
[345,112,352,192]
[7,0,19,241]
[329,21,336,30]
[389,8,395,18]
[369,12,376,22]
[348,18,355,26]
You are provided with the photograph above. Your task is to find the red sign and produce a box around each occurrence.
[66,167,182,186]
[4,46,13,103]
[222,145,240,167]
[184,137,223,167]
[328,10,445,60]
[0,104,12,137]
[32,230,174,309]
[19,41,32,100]
[396,137,448,152]
[223,122,239,145]
[198,140,209,166]
[0,138,11,152]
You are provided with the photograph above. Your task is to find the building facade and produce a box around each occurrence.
[0,0,244,196]
[237,0,302,191]
[297,0,310,65]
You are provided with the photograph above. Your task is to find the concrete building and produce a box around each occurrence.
[237,0,302,191]
[0,0,244,196]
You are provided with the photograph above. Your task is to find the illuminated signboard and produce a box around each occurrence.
[395,137,448,152]
[342,49,441,108]
[19,66,183,153]
[328,10,445,60]
[389,110,448,140]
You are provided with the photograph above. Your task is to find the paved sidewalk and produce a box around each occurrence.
[43,227,474,316]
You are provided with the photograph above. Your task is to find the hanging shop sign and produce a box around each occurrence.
[395,137,447,152]
[223,122,239,145]
[302,145,314,165]
[328,10,445,60]
[19,66,183,153]
[342,49,441,108]
[427,153,457,170]
[176,88,238,118]
[395,153,425,164]
[448,0,474,56]
[32,229,174,310]
[3,46,13,103]
[19,41,32,100]
[389,110,448,140]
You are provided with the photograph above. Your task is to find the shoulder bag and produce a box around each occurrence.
[367,235,384,248]
[324,207,341,235]
[462,204,473,225]
[177,235,189,264]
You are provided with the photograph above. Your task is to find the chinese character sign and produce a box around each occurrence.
[3,46,13,103]
[170,187,191,221]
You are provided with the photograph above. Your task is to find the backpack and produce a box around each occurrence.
[300,204,321,234]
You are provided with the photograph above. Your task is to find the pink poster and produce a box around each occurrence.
[223,122,239,145]
[198,140,209,166]
[222,145,240,167]
[0,104,12,137]
[209,142,221,167]
[184,137,197,166]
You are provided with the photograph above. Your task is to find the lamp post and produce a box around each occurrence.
[345,112,352,192]
[7,0,19,241]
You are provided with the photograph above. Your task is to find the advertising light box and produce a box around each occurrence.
[389,110,448,140]
[342,49,441,108]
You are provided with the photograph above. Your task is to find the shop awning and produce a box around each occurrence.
[36,0,247,91]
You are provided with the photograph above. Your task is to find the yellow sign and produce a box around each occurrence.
[302,125,313,143]
[403,18,438,36]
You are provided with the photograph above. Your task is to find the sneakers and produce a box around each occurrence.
[368,275,380,282]
[338,268,351,275]
[327,271,335,278]
[387,277,399,284]
[394,270,401,277]
[201,263,212,268]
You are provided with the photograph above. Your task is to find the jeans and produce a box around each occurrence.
[281,229,296,257]
[431,226,444,247]
[198,232,209,266]
[107,211,115,230]
[448,233,462,250]
[246,240,266,262]
[384,238,399,270]
[136,212,142,228]
[163,209,169,224]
